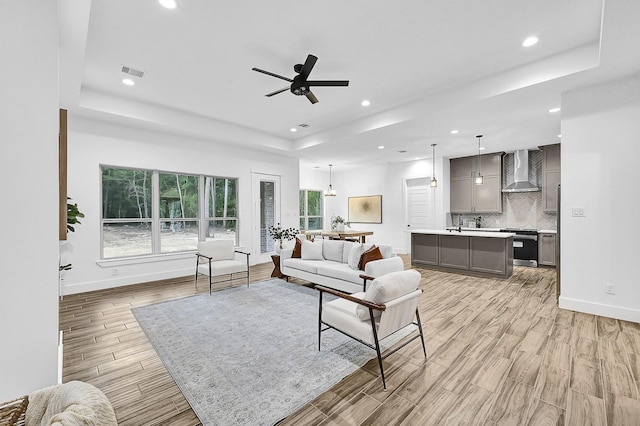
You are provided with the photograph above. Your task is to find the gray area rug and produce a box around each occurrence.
[133,279,414,426]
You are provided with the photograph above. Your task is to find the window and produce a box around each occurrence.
[299,189,323,231]
[101,166,238,259]
[102,167,153,258]
[204,176,237,243]
[159,173,199,253]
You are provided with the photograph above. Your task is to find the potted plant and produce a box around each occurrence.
[331,215,349,231]
[268,223,299,253]
[60,197,85,271]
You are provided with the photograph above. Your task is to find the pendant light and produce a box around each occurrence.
[475,135,484,185]
[430,143,438,188]
[324,164,336,196]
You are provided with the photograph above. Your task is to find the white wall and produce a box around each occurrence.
[559,73,640,322]
[62,116,299,294]
[300,156,447,253]
[0,1,60,401]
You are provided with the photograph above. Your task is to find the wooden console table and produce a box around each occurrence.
[303,230,373,243]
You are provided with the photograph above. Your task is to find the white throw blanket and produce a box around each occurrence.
[25,381,117,426]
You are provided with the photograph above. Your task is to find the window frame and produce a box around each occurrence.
[299,189,324,231]
[100,165,239,260]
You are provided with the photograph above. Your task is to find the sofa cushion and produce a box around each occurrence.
[359,245,383,270]
[355,269,421,320]
[347,244,365,269]
[282,258,320,274]
[342,241,357,263]
[301,239,324,260]
[322,240,344,263]
[377,244,393,259]
[317,262,365,285]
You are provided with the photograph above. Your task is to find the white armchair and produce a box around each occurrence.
[317,269,427,390]
[194,240,250,294]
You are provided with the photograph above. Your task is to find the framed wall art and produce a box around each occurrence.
[348,195,382,224]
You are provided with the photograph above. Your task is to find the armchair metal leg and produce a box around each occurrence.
[415,309,427,358]
[369,308,387,390]
[246,255,250,287]
[318,292,323,351]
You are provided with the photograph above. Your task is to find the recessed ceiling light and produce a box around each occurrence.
[450,129,459,134]
[378,145,384,149]
[522,36,538,47]
[290,128,297,132]
[558,134,562,138]
[361,100,371,107]
[122,78,135,86]
[414,157,421,160]
[549,107,561,113]
[159,0,178,9]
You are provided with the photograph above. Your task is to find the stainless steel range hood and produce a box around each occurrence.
[502,149,540,192]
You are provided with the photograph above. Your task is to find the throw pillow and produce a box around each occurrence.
[347,243,364,269]
[377,244,393,259]
[355,269,421,320]
[292,237,303,258]
[359,245,383,270]
[301,239,324,260]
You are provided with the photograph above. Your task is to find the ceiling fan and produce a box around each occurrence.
[252,54,349,104]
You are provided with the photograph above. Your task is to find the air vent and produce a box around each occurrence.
[398,150,407,153]
[298,123,310,128]
[121,66,145,78]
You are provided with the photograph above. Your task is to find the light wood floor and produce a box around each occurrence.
[60,257,640,425]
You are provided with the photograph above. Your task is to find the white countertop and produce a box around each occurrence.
[445,227,502,232]
[411,229,515,238]
[538,229,557,234]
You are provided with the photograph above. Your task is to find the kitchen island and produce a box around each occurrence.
[411,229,514,278]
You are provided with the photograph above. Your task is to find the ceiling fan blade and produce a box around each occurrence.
[265,87,290,97]
[306,91,319,104]
[252,68,293,82]
[306,80,349,87]
[299,54,318,80]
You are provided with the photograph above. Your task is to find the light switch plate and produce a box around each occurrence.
[572,208,585,217]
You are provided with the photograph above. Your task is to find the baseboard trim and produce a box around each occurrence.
[559,296,640,323]
[62,268,193,295]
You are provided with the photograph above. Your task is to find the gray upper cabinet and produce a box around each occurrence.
[541,144,561,212]
[450,152,503,213]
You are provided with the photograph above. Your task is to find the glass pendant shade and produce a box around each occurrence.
[475,135,483,185]
[324,164,336,197]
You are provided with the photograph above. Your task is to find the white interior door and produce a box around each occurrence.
[252,172,281,264]
[404,177,434,251]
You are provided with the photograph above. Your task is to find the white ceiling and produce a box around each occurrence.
[59,0,640,171]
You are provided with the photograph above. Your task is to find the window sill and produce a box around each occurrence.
[96,252,195,268]
[96,245,246,268]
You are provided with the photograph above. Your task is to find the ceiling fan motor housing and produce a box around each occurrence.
[291,75,309,96]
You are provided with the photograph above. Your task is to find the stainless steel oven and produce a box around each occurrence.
[501,228,538,267]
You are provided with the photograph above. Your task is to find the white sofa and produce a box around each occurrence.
[280,239,404,293]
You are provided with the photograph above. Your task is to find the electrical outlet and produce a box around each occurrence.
[605,283,615,294]
[572,208,585,217]
[112,268,119,276]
